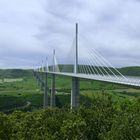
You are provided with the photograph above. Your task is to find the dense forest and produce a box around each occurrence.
[0,93,140,140]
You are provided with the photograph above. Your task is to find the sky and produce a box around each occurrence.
[0,0,140,68]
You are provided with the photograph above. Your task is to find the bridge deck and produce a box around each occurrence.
[38,71,140,87]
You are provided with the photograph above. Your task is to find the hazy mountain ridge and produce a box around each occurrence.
[0,69,32,78]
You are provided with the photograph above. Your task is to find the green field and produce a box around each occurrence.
[0,70,140,113]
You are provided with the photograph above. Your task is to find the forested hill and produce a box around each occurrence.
[0,69,32,78]
[0,66,140,78]
[118,66,140,76]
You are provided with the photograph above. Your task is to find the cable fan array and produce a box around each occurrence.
[36,35,140,87]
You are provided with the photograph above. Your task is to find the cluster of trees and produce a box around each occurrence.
[0,94,140,140]
[0,96,26,112]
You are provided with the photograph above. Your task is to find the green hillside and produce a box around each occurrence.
[118,66,140,76]
[0,66,139,113]
[54,65,140,76]
[0,69,32,78]
[0,66,140,78]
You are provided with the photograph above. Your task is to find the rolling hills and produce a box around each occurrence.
[0,66,140,78]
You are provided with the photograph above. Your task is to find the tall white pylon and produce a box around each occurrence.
[74,23,78,74]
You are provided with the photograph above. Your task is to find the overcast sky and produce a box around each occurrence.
[0,0,140,68]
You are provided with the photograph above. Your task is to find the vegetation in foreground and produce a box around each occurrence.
[0,93,140,140]
[0,68,140,139]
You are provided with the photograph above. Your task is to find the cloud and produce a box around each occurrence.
[0,0,140,68]
[0,0,47,68]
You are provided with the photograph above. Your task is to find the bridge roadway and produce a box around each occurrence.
[35,70,140,109]
[40,71,140,87]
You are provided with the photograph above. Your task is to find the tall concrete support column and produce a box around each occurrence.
[37,72,41,87]
[71,77,79,109]
[33,71,35,77]
[51,74,55,107]
[44,73,48,108]
[40,72,44,91]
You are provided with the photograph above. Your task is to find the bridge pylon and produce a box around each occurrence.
[71,23,80,109]
[50,49,56,107]
[44,73,48,108]
[74,23,78,74]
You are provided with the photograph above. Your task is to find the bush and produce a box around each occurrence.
[0,94,140,139]
[0,113,12,139]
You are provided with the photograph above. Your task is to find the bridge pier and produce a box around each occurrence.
[71,23,79,109]
[36,72,41,87]
[71,77,79,109]
[44,73,48,108]
[40,72,44,91]
[50,74,55,107]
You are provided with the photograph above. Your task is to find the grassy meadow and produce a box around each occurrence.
[0,69,140,113]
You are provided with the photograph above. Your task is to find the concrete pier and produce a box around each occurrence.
[36,72,41,87]
[71,23,79,109]
[40,72,44,91]
[71,77,79,109]
[50,74,55,107]
[44,73,48,108]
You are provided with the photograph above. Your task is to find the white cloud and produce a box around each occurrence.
[0,0,140,68]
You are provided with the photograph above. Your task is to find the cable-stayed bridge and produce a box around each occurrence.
[34,23,140,109]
